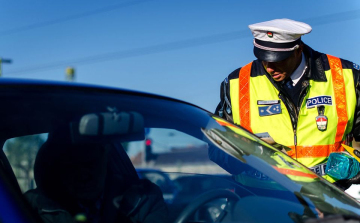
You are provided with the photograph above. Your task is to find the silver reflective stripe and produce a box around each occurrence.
[309,163,327,176]
[257,100,280,105]
[220,79,232,115]
[223,82,231,110]
[253,40,299,52]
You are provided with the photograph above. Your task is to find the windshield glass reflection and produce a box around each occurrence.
[204,116,360,219]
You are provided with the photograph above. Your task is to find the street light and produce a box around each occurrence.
[65,67,75,82]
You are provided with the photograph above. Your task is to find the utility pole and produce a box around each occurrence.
[0,58,12,77]
[65,67,75,82]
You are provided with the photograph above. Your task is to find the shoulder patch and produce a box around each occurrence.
[353,63,360,70]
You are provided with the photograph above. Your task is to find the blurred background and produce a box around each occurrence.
[1,0,360,112]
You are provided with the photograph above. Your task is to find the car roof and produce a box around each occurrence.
[0,78,214,139]
[0,78,208,113]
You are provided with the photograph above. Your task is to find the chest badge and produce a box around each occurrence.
[258,104,281,116]
[306,96,332,109]
[316,105,327,131]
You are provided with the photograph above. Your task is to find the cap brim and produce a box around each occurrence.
[254,47,294,62]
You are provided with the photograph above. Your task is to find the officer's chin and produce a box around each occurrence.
[271,74,286,82]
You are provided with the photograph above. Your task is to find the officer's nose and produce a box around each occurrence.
[264,62,276,74]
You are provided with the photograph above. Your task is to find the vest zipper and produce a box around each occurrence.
[289,101,298,159]
[294,81,309,159]
[297,81,309,111]
[279,92,298,158]
[294,129,297,160]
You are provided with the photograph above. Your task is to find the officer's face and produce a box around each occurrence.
[262,47,303,82]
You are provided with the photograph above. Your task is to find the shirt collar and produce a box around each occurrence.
[290,53,306,86]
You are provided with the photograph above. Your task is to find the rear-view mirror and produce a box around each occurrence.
[71,111,145,143]
[79,112,143,136]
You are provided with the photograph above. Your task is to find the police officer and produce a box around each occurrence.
[215,18,360,189]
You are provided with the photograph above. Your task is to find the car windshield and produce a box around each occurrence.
[1,82,360,223]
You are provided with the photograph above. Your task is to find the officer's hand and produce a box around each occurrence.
[334,145,360,190]
[334,179,351,191]
[343,145,360,187]
[352,140,360,150]
[334,166,360,191]
[334,173,360,191]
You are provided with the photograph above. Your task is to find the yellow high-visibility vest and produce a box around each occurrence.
[229,55,357,182]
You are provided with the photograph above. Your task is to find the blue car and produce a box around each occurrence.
[1,79,360,223]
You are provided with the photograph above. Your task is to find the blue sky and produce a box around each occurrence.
[1,0,360,112]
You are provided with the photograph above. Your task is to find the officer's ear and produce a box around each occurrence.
[291,44,303,63]
[295,44,303,56]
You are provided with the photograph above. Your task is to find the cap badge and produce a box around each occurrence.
[267,31,273,38]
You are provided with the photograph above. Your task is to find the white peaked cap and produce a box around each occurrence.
[249,18,312,43]
[248,19,312,62]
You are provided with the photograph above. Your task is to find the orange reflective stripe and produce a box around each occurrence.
[286,142,345,158]
[273,166,317,179]
[239,62,253,132]
[215,120,237,128]
[327,55,348,143]
[286,145,296,158]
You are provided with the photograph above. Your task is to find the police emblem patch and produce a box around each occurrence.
[316,105,327,131]
[306,96,332,109]
[316,115,328,131]
[353,63,360,70]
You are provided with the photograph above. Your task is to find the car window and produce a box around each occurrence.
[128,128,227,175]
[3,134,47,192]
